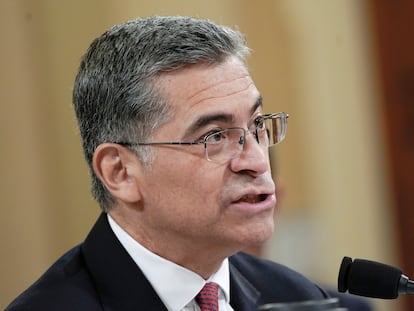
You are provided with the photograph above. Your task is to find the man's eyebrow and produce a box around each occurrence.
[184,113,234,138]
[183,95,263,137]
[250,95,263,115]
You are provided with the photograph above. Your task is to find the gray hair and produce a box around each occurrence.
[72,16,251,211]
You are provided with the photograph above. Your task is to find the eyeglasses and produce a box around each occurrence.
[117,112,288,163]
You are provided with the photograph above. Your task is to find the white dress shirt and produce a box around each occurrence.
[108,215,234,311]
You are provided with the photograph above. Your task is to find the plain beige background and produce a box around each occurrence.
[0,1,402,310]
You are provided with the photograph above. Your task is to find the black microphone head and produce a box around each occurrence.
[338,256,402,299]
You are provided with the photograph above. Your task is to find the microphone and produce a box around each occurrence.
[338,256,414,299]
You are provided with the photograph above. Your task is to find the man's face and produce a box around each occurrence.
[136,56,276,258]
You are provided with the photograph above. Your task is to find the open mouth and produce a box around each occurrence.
[238,194,268,204]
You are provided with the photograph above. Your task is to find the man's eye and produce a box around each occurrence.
[205,130,226,144]
[254,116,265,130]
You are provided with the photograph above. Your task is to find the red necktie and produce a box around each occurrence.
[196,282,219,311]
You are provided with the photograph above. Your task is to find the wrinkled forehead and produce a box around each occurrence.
[151,57,263,137]
[155,56,257,111]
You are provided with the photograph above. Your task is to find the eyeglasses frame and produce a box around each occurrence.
[115,112,288,162]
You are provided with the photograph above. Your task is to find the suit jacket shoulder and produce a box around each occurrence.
[5,245,102,311]
[229,252,328,306]
[6,214,167,311]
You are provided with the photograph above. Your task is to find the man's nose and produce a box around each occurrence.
[230,132,269,176]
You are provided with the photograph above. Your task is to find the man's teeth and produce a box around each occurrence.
[241,194,263,203]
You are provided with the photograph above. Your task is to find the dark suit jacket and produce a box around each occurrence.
[6,213,328,311]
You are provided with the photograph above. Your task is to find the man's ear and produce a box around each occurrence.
[92,143,142,204]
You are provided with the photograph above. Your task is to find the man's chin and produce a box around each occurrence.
[240,222,274,248]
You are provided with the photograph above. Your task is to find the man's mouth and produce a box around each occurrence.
[238,194,268,204]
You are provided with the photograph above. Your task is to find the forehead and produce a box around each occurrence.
[156,56,261,131]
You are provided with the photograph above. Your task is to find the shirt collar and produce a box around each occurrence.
[107,214,231,310]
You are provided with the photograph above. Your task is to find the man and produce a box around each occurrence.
[6,16,328,310]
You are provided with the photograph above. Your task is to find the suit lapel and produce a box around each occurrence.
[229,261,260,311]
[81,213,168,311]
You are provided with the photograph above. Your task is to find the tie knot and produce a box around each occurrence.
[196,282,219,311]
